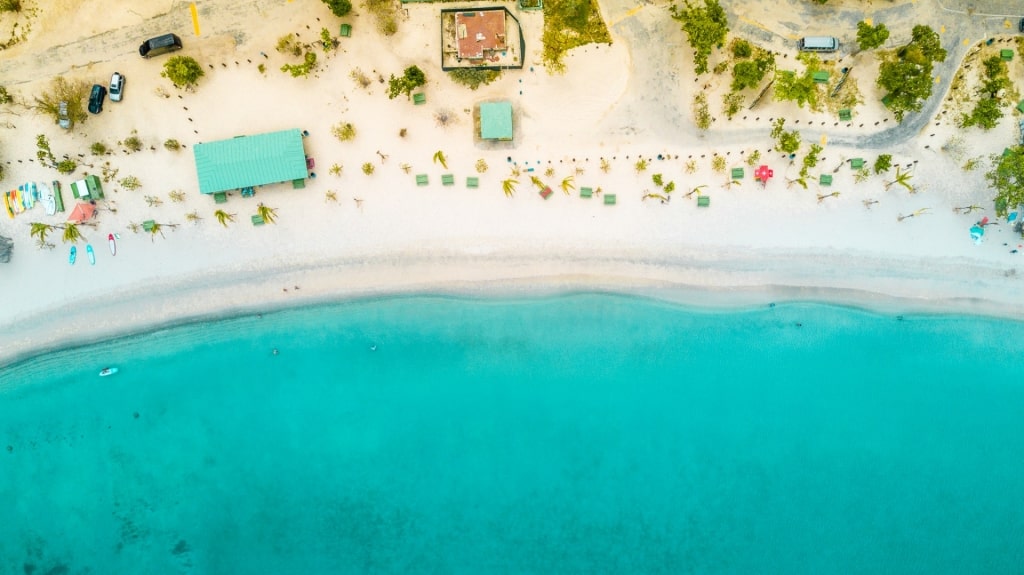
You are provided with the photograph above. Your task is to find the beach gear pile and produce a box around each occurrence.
[4,182,38,218]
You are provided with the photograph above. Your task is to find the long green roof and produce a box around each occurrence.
[193,129,307,194]
[480,101,513,140]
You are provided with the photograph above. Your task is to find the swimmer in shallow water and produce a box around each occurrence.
[272,348,278,355]
[370,344,377,351]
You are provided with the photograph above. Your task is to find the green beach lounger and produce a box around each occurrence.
[466,177,479,188]
[340,23,352,37]
[413,93,426,105]
[730,168,744,180]
[850,158,864,169]
[697,196,710,207]
[604,194,616,205]
[442,174,455,186]
[416,174,429,186]
[819,174,833,186]
[839,109,852,122]
[251,215,265,226]
[214,192,228,204]
[580,187,593,198]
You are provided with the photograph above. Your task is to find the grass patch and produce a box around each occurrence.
[541,0,611,73]
[448,68,502,90]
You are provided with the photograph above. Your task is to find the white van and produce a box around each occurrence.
[798,37,839,52]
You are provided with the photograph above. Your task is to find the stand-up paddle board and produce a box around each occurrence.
[40,183,55,215]
[86,244,96,265]
[108,233,117,256]
[69,246,77,265]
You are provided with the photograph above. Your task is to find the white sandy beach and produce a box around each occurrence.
[0,0,1022,366]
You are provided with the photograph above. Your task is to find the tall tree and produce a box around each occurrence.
[670,0,728,75]
[856,21,889,51]
[987,147,1024,216]
[322,0,352,17]
[877,24,945,122]
[387,66,427,100]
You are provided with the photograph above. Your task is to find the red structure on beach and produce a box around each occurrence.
[755,165,774,186]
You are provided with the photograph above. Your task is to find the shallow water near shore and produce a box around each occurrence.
[2,294,1024,574]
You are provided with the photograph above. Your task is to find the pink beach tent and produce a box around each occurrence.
[67,202,96,224]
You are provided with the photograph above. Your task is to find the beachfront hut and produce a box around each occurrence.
[480,101,513,141]
[70,175,104,200]
[192,129,308,195]
[67,202,96,224]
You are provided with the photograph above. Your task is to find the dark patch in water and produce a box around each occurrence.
[172,540,190,555]
[23,563,35,574]
[43,565,68,575]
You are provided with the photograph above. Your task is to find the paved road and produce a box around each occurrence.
[597,0,1021,150]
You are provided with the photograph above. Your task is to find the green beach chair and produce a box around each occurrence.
[442,174,455,186]
[812,71,829,84]
[413,93,426,105]
[819,174,833,186]
[850,158,864,170]
[142,220,156,232]
[251,215,265,226]
[730,168,744,180]
[697,196,710,207]
[604,194,616,205]
[580,186,593,199]
[291,178,305,189]
[838,109,852,122]
[466,177,479,189]
[340,23,352,37]
[416,174,429,186]
[214,192,228,204]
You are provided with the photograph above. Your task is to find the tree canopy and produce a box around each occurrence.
[856,21,889,51]
[322,0,352,17]
[731,52,774,91]
[161,56,205,89]
[670,0,728,75]
[876,25,944,122]
[987,147,1024,216]
[387,66,427,100]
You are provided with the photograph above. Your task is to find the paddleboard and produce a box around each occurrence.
[99,367,119,377]
[39,183,55,215]
[86,244,96,265]
[3,191,12,218]
[69,246,77,265]
[108,233,117,256]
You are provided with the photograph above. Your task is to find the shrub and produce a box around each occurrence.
[90,142,108,155]
[322,0,352,17]
[55,159,77,175]
[119,176,142,190]
[387,66,426,100]
[873,154,892,174]
[448,68,501,90]
[123,133,143,152]
[362,162,375,175]
[332,122,356,141]
[161,56,205,89]
[731,39,752,58]
[164,139,182,151]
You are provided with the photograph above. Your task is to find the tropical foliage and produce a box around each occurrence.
[669,0,728,75]
[856,21,889,51]
[214,210,236,227]
[877,25,946,122]
[32,77,88,129]
[541,0,612,73]
[387,66,426,100]
[161,56,205,89]
[987,147,1024,216]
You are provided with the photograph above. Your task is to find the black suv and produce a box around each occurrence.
[88,84,106,114]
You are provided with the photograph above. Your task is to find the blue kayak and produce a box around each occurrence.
[69,246,77,265]
[86,244,95,265]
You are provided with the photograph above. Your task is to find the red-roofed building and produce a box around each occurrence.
[454,10,507,61]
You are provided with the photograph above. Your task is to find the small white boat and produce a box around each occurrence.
[99,367,119,377]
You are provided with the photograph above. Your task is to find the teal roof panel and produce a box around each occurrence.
[193,129,307,194]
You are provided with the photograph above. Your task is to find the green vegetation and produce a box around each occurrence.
[362,162,375,175]
[987,147,1024,216]
[162,56,205,89]
[693,92,712,130]
[722,92,744,119]
[0,0,21,12]
[276,34,303,57]
[256,203,278,224]
[856,21,889,51]
[35,134,54,166]
[281,52,318,78]
[365,0,399,35]
[960,55,1014,130]
[541,0,612,73]
[33,77,88,129]
[322,0,351,17]
[123,132,143,153]
[55,159,77,175]
[332,122,356,141]
[670,0,729,75]
[319,28,338,53]
[873,153,892,175]
[0,86,12,104]
[448,68,502,90]
[119,176,141,191]
[387,66,426,100]
[770,118,801,154]
[90,142,108,155]
[730,39,775,91]
[877,25,946,122]
[773,53,823,110]
[164,139,182,151]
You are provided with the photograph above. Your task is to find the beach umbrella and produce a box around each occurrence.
[67,202,96,224]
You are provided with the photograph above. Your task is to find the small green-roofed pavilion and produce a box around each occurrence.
[480,101,513,141]
[193,129,307,194]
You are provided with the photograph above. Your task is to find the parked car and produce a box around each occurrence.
[109,72,124,102]
[1019,17,1023,33]
[88,84,106,114]
[58,101,70,129]
[139,33,183,58]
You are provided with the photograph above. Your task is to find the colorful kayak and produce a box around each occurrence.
[3,191,12,218]
[108,233,117,256]
[69,246,77,265]
[86,244,96,265]
[99,367,119,377]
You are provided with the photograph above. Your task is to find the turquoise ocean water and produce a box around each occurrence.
[2,294,1023,574]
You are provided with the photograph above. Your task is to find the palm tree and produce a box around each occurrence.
[529,175,546,191]
[634,158,648,174]
[147,221,179,241]
[885,166,914,192]
[816,191,840,203]
[257,203,278,224]
[897,208,930,222]
[29,222,55,248]
[185,210,202,224]
[433,150,448,170]
[685,185,707,199]
[213,209,236,227]
[501,178,518,198]
[664,181,676,194]
[560,176,576,195]
[600,158,611,173]
[62,223,84,244]
[325,190,338,203]
[786,176,808,190]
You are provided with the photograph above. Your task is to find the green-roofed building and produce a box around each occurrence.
[480,101,513,141]
[192,129,308,194]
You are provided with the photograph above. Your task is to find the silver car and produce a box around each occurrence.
[58,101,70,129]
[109,72,124,102]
